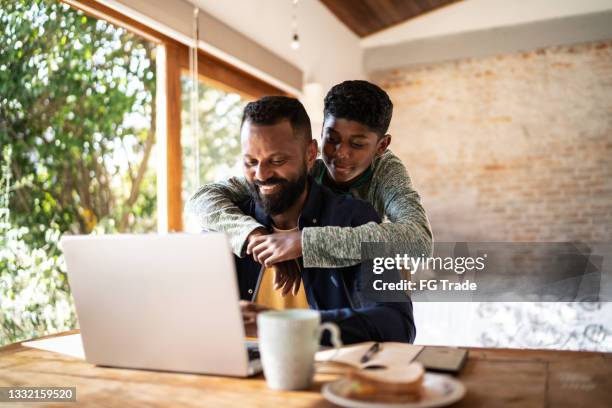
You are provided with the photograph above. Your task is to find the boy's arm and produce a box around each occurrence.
[185,177,263,257]
[302,155,433,268]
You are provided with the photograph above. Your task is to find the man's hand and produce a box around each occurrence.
[272,260,302,297]
[246,230,303,266]
[240,300,272,338]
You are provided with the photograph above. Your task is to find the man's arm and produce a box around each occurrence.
[185,176,263,257]
[316,199,416,345]
[319,302,416,345]
[302,154,433,268]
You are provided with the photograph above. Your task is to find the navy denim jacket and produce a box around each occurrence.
[234,178,416,345]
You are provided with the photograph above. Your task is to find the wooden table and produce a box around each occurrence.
[1,331,610,407]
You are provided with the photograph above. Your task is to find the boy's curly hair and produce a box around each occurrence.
[324,80,393,137]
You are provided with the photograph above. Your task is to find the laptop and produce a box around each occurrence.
[61,233,262,377]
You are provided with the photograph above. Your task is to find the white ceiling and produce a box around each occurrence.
[191,0,364,93]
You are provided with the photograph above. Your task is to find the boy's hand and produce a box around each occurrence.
[246,230,303,266]
[245,228,268,258]
[272,260,302,297]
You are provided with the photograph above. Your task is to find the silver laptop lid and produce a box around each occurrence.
[61,233,250,376]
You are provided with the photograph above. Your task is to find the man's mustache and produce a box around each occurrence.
[253,178,287,187]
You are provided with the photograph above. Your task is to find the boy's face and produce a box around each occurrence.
[321,115,390,184]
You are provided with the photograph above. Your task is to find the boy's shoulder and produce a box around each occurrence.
[370,150,413,194]
[373,149,405,172]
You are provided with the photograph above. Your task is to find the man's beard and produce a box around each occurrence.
[247,165,308,216]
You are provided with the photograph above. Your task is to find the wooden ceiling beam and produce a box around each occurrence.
[320,0,461,38]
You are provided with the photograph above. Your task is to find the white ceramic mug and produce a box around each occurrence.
[257,309,342,390]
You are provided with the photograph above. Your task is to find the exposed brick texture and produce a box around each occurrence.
[372,41,612,242]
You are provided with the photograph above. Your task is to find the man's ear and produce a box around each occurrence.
[376,134,391,156]
[306,139,318,170]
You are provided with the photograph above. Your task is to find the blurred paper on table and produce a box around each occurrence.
[23,334,85,360]
[316,341,423,370]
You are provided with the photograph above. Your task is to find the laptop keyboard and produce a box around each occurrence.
[247,347,260,361]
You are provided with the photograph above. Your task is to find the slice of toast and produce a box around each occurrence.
[343,362,425,402]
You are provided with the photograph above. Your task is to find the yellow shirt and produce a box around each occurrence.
[254,226,309,310]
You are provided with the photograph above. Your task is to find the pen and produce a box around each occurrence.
[360,342,381,364]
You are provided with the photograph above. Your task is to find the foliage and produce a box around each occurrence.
[1,145,76,343]
[1,0,157,241]
[0,0,157,345]
[181,79,246,204]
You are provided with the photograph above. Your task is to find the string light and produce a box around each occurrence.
[189,7,200,189]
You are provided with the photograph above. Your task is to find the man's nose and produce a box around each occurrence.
[255,162,273,181]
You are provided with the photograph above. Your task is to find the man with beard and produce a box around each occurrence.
[233,96,415,344]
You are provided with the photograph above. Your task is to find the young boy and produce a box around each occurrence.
[187,80,432,294]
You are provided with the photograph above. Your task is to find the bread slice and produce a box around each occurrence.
[342,363,425,402]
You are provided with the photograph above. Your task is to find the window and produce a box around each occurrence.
[181,77,247,230]
[177,49,288,230]
[1,0,157,345]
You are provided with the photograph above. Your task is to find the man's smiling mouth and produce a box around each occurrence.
[258,184,280,194]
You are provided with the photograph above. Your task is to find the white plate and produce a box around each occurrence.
[321,373,466,408]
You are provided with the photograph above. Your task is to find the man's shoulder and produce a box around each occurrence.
[328,190,376,213]
[317,183,381,226]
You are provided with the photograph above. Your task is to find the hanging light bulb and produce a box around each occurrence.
[291,0,299,50]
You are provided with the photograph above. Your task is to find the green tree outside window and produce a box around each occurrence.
[1,0,157,345]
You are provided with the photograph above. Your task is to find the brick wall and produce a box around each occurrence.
[372,41,612,242]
